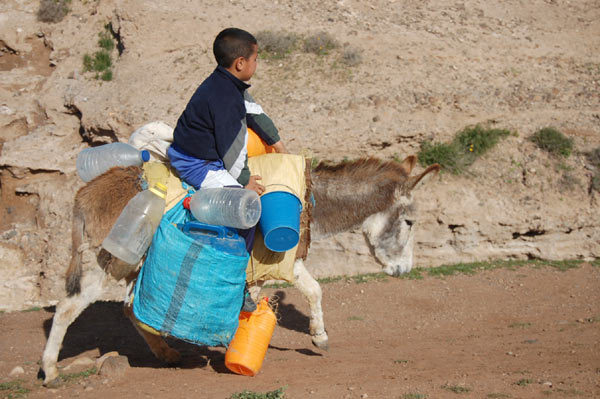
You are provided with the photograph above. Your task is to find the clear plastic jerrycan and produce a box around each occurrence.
[102,182,167,264]
[182,187,261,230]
[76,142,150,182]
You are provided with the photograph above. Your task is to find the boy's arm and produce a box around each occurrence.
[244,91,282,146]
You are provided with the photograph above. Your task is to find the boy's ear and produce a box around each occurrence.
[234,56,245,72]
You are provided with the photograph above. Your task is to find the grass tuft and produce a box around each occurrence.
[98,31,115,52]
[403,394,427,399]
[59,367,97,382]
[82,25,115,81]
[230,386,286,399]
[529,127,573,157]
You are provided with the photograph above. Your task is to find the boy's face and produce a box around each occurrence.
[237,44,258,82]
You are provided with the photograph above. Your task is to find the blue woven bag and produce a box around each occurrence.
[132,197,249,346]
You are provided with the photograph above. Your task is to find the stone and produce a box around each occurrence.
[98,355,129,378]
[9,366,24,377]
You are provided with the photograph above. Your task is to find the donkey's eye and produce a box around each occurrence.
[405,220,414,227]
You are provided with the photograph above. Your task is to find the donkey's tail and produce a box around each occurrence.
[65,201,85,296]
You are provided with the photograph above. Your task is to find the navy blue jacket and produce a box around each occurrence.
[173,66,250,185]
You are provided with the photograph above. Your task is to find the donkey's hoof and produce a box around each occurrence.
[40,367,61,388]
[43,376,62,388]
[311,331,329,351]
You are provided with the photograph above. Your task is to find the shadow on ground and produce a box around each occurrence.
[41,292,316,372]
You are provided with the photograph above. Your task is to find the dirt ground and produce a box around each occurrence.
[1,263,598,399]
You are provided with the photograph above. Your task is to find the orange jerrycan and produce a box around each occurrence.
[225,297,276,376]
[247,127,276,157]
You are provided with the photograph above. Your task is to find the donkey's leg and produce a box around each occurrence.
[293,259,328,350]
[122,305,181,364]
[41,268,107,387]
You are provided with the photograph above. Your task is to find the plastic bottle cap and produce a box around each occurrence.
[183,197,191,209]
[141,150,150,162]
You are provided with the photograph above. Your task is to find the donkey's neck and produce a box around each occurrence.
[311,175,399,236]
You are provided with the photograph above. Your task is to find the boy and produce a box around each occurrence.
[168,27,287,195]
[168,28,286,312]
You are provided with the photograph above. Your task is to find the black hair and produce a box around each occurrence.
[213,28,257,68]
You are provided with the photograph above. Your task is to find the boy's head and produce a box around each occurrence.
[213,28,258,81]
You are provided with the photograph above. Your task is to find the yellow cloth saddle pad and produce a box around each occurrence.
[142,154,307,284]
[246,154,307,283]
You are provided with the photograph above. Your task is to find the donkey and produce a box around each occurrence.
[40,155,439,386]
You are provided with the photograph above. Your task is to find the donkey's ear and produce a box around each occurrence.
[398,155,417,175]
[407,164,440,191]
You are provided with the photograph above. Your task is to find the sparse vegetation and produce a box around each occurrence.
[340,46,363,66]
[509,322,532,329]
[265,259,588,289]
[515,378,533,386]
[441,384,471,393]
[82,25,116,81]
[59,367,97,382]
[529,127,573,157]
[37,0,71,23]
[0,380,30,398]
[256,30,299,59]
[418,125,512,174]
[230,387,286,399]
[403,393,427,399]
[303,31,339,55]
[586,147,600,192]
[22,306,42,312]
[487,393,511,398]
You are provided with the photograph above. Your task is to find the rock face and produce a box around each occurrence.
[1,0,599,310]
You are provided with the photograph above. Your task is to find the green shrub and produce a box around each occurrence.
[256,30,299,59]
[529,127,573,157]
[418,125,512,174]
[303,31,338,55]
[37,0,71,23]
[455,125,511,157]
[418,141,464,174]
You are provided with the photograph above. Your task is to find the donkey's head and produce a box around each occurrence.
[361,157,440,276]
[311,156,439,277]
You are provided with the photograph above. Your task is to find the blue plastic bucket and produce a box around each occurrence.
[259,191,302,252]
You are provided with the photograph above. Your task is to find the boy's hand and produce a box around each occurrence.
[245,175,265,195]
[272,141,288,154]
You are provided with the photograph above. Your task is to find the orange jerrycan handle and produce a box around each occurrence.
[225,297,276,376]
